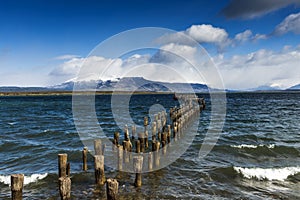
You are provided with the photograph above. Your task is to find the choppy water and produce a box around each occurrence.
[0,92,300,199]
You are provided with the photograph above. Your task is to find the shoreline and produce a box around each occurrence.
[0,91,176,97]
[0,90,299,97]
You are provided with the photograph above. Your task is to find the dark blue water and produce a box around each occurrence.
[0,92,299,199]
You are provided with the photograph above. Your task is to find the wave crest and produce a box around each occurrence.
[234,166,300,181]
[230,144,275,149]
[0,173,48,186]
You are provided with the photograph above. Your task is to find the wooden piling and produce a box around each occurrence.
[144,130,149,149]
[113,132,120,147]
[11,174,24,200]
[132,125,136,140]
[106,178,118,200]
[138,133,145,152]
[154,141,160,168]
[58,154,67,178]
[148,152,153,171]
[124,125,130,141]
[82,147,88,171]
[58,176,71,200]
[117,145,123,171]
[151,122,157,141]
[135,140,140,153]
[123,140,132,163]
[167,125,171,144]
[94,139,102,155]
[144,116,148,126]
[133,156,143,187]
[94,155,106,185]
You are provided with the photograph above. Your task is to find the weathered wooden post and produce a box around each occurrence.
[94,155,106,185]
[157,121,162,140]
[58,177,71,200]
[136,140,141,153]
[124,125,130,141]
[144,116,149,149]
[132,125,136,140]
[148,152,153,171]
[123,140,132,163]
[117,145,123,171]
[144,130,149,149]
[106,178,119,200]
[154,141,160,168]
[113,132,120,147]
[138,133,145,152]
[58,154,68,178]
[94,139,102,155]
[58,154,71,200]
[82,147,88,171]
[151,121,157,141]
[133,156,143,187]
[167,125,171,144]
[11,174,24,200]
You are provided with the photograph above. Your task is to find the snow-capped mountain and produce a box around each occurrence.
[52,77,210,93]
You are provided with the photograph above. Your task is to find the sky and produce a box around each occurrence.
[0,0,300,89]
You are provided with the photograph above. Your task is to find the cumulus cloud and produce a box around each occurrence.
[234,30,253,43]
[156,24,267,52]
[215,47,300,89]
[156,24,230,46]
[186,24,229,44]
[50,44,300,89]
[49,43,212,86]
[221,0,300,19]
[274,12,300,35]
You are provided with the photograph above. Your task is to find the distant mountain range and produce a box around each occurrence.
[287,84,300,90]
[0,77,299,93]
[0,77,210,93]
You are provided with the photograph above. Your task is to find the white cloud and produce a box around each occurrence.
[156,24,267,52]
[274,12,300,35]
[186,24,229,44]
[215,47,300,89]
[50,57,84,77]
[234,30,253,43]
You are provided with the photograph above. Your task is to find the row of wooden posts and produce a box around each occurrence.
[9,98,205,200]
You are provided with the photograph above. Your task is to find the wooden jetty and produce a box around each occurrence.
[8,95,205,199]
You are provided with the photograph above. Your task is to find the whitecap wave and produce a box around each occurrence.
[234,166,300,181]
[0,173,48,186]
[230,144,275,149]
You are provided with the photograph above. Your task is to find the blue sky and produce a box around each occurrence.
[0,0,300,89]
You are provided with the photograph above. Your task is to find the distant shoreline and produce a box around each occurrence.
[0,90,299,96]
[0,91,176,96]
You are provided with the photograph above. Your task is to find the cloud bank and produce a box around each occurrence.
[274,12,300,35]
[222,0,300,19]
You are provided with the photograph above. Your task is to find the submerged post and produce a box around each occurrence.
[148,152,153,171]
[59,177,71,200]
[133,156,143,187]
[94,155,106,185]
[58,154,68,178]
[94,139,102,156]
[106,178,119,200]
[11,174,24,200]
[132,125,136,140]
[82,147,88,171]
[117,145,123,171]
[113,132,120,147]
